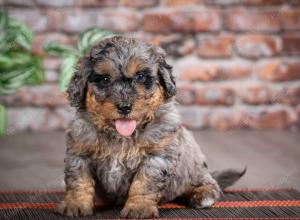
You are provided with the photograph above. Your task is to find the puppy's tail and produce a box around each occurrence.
[211,167,247,190]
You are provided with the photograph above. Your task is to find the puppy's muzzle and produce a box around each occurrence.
[117,104,132,115]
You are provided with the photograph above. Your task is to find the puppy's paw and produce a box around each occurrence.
[188,184,221,209]
[56,200,93,217]
[120,202,159,219]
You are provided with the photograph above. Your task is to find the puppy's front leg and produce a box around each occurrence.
[121,152,176,219]
[57,154,95,217]
[121,175,160,218]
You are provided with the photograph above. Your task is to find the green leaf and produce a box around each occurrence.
[9,18,33,50]
[4,68,32,85]
[0,104,6,136]
[0,11,8,31]
[0,11,33,52]
[24,56,45,85]
[0,84,17,95]
[0,11,9,51]
[59,55,79,92]
[0,51,32,72]
[0,69,28,83]
[77,27,116,55]
[44,42,81,57]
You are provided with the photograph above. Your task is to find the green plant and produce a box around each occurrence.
[0,10,45,135]
[44,27,117,92]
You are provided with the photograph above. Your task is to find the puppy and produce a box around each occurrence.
[57,36,245,218]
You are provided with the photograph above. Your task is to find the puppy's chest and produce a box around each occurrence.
[94,152,144,199]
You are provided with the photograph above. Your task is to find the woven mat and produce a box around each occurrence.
[0,189,299,219]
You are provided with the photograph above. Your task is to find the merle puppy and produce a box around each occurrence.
[57,36,245,218]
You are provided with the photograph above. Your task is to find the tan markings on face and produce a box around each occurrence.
[126,58,148,77]
[133,83,165,125]
[94,59,116,77]
[86,88,102,115]
[86,87,117,131]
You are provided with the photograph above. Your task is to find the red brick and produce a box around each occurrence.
[7,108,51,133]
[62,10,98,33]
[9,9,48,32]
[176,82,195,105]
[54,106,74,128]
[162,0,204,6]
[209,106,297,130]
[1,85,67,107]
[43,57,62,71]
[97,9,142,32]
[239,84,276,105]
[175,57,253,81]
[197,35,233,58]
[224,8,281,32]
[169,8,221,32]
[45,70,59,83]
[32,33,72,55]
[258,59,300,81]
[280,9,300,31]
[178,106,210,129]
[147,34,195,57]
[195,86,235,105]
[120,0,159,8]
[36,0,75,7]
[240,84,300,106]
[209,108,243,130]
[296,105,300,118]
[175,57,219,81]
[46,9,65,31]
[78,0,119,7]
[277,86,300,106]
[144,8,221,33]
[241,0,284,5]
[236,35,280,59]
[63,9,141,33]
[205,0,241,5]
[143,10,172,33]
[177,39,195,56]
[216,60,253,80]
[282,33,300,55]
[6,107,73,134]
[242,106,297,129]
[208,0,283,5]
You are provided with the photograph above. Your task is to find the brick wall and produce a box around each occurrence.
[1,0,300,134]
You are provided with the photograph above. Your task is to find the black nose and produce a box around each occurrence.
[117,104,132,115]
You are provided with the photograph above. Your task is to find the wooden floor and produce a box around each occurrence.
[0,130,299,191]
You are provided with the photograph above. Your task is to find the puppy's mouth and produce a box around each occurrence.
[115,119,137,137]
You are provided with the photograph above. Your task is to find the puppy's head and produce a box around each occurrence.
[67,36,176,137]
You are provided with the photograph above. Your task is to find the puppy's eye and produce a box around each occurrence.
[135,69,151,83]
[89,74,110,87]
[135,72,146,83]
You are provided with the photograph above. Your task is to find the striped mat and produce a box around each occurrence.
[0,189,299,219]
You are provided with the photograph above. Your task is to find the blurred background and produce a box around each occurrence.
[0,0,299,191]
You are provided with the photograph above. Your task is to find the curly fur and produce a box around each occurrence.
[57,36,245,218]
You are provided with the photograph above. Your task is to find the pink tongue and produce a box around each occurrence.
[115,119,137,137]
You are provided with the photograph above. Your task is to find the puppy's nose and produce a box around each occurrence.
[117,104,132,115]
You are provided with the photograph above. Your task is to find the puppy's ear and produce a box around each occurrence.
[156,47,176,99]
[67,56,93,109]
